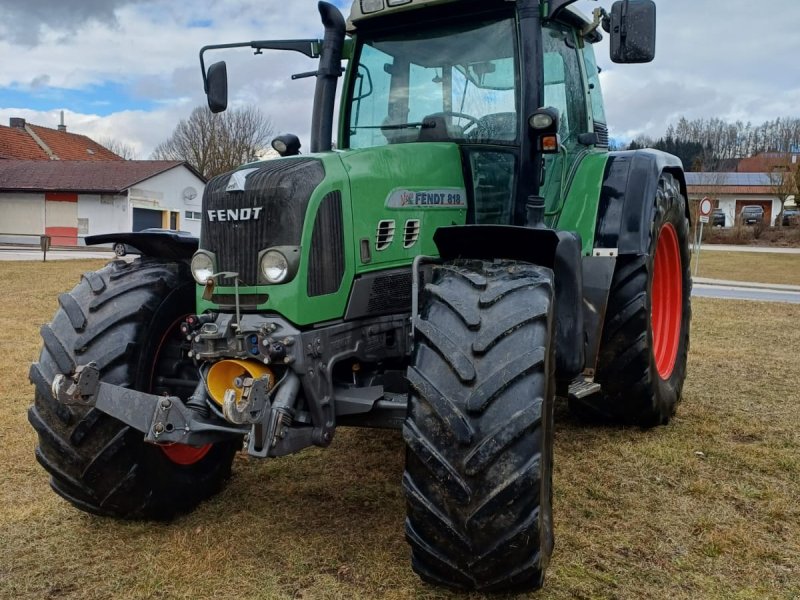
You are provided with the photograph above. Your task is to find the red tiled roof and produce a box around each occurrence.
[0,160,195,193]
[28,124,123,161]
[0,125,49,160]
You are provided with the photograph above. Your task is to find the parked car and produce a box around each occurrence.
[711,208,726,227]
[782,208,800,226]
[740,205,765,225]
[113,228,193,256]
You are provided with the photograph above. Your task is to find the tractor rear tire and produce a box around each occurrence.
[403,259,555,592]
[28,258,239,519]
[573,172,691,427]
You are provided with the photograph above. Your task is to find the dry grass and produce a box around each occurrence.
[1,260,799,600]
[692,250,800,286]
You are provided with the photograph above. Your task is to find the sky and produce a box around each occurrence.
[1,0,799,158]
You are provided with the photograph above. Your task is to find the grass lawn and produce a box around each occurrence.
[1,259,798,599]
[692,250,800,286]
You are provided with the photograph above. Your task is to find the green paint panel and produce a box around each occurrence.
[197,153,356,326]
[554,151,609,255]
[340,143,467,273]
[196,145,467,324]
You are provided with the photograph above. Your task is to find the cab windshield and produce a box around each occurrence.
[346,17,518,149]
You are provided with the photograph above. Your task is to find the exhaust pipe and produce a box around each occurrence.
[310,1,345,153]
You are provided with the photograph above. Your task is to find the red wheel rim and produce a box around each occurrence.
[160,442,212,465]
[150,316,212,465]
[651,223,683,380]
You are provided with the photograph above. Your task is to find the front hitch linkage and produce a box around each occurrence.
[52,364,248,446]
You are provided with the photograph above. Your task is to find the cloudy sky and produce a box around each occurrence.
[1,0,799,157]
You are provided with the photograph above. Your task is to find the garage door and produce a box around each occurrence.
[132,208,162,231]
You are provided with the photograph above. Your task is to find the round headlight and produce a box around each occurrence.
[191,252,215,284]
[261,250,288,283]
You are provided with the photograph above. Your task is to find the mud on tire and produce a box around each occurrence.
[28,258,239,519]
[404,259,555,592]
[573,172,692,427]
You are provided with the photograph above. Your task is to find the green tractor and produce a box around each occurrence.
[30,0,691,592]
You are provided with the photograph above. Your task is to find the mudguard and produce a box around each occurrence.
[434,225,584,382]
[86,231,198,260]
[594,149,688,254]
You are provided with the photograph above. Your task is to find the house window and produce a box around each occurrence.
[185,211,202,221]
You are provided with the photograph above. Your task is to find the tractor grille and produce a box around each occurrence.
[200,158,324,286]
[307,191,345,297]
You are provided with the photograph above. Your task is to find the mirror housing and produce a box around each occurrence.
[609,0,656,64]
[206,61,228,113]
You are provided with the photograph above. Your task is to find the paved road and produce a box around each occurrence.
[698,244,800,254]
[693,283,800,304]
[2,246,798,303]
[0,244,122,261]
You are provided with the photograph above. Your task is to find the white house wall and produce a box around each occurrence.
[0,192,45,244]
[717,198,737,227]
[127,167,204,236]
[77,194,129,240]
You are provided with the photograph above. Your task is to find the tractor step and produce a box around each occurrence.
[567,378,601,400]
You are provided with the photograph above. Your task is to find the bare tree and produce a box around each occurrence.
[151,106,274,178]
[98,136,138,160]
[767,158,796,227]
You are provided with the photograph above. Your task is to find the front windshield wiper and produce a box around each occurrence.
[352,122,434,130]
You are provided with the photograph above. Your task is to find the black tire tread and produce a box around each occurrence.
[404,259,555,592]
[29,257,237,519]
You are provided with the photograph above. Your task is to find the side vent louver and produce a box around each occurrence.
[376,220,395,251]
[595,122,609,148]
[308,191,345,297]
[403,219,420,248]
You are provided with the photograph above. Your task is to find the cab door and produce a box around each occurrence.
[540,23,591,224]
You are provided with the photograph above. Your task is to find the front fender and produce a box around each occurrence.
[433,225,584,382]
[86,231,198,260]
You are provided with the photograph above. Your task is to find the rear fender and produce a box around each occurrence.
[434,225,584,382]
[594,149,688,254]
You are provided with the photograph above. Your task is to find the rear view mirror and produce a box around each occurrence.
[609,0,656,64]
[206,61,228,113]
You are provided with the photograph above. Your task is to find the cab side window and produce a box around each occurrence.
[542,24,587,145]
[581,43,607,128]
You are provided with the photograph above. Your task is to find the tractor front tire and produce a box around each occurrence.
[404,260,555,592]
[574,172,691,427]
[28,258,239,519]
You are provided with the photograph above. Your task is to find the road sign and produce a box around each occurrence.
[700,216,709,224]
[699,197,713,217]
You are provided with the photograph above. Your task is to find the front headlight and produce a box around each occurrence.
[260,250,289,283]
[258,246,300,284]
[191,251,215,284]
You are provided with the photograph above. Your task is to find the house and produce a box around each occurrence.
[0,160,205,245]
[0,117,123,161]
[685,172,784,226]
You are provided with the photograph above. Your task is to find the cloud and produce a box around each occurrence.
[0,0,148,45]
[580,0,800,141]
[2,0,800,155]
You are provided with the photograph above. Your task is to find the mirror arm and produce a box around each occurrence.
[584,7,609,37]
[199,39,321,92]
